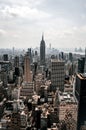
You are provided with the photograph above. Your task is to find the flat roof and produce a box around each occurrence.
[51,59,65,63]
[77,73,86,80]
[58,92,76,103]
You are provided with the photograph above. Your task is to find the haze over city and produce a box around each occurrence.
[0,0,86,49]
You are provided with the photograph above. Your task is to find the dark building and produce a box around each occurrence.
[14,56,20,85]
[0,99,6,119]
[40,34,45,66]
[34,62,37,76]
[78,57,85,73]
[14,56,19,68]
[61,52,64,60]
[35,108,41,129]
[27,48,32,63]
[15,67,20,76]
[27,100,32,111]
[84,48,86,73]
[69,52,73,62]
[75,73,86,130]
[0,71,8,87]
[3,54,8,61]
[11,112,20,130]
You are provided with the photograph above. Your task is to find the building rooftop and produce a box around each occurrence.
[58,92,77,104]
[77,73,86,80]
[51,59,64,63]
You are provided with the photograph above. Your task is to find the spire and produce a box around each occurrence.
[84,47,86,73]
[42,33,44,41]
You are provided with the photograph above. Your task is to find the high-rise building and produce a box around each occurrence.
[0,71,8,87]
[69,52,73,62]
[51,59,65,91]
[84,48,86,73]
[40,34,45,66]
[20,111,27,129]
[34,108,41,129]
[14,56,20,78]
[11,112,20,130]
[78,57,85,73]
[58,92,77,122]
[78,49,86,74]
[24,54,32,83]
[14,56,19,68]
[20,82,34,98]
[75,73,86,130]
[33,51,38,76]
[3,54,8,61]
[27,48,32,63]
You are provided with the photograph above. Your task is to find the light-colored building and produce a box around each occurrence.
[12,88,19,99]
[34,73,44,94]
[51,59,65,91]
[20,111,27,130]
[58,92,77,121]
[24,54,32,83]
[20,82,34,99]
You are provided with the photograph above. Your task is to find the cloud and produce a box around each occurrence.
[0,4,51,21]
[0,29,6,36]
[0,0,86,49]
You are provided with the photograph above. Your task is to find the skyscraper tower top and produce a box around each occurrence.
[40,33,45,45]
[40,33,45,66]
[42,33,44,40]
[84,48,86,73]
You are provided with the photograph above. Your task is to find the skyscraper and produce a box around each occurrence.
[27,48,32,63]
[40,34,45,66]
[3,54,8,61]
[84,48,86,73]
[75,73,86,130]
[14,56,19,68]
[51,59,65,91]
[78,57,85,73]
[69,52,73,62]
[24,54,32,83]
[14,56,20,76]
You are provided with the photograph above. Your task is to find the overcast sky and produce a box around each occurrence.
[0,0,86,49]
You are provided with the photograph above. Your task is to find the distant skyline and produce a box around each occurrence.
[0,0,86,49]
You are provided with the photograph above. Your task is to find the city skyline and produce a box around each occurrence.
[0,0,86,49]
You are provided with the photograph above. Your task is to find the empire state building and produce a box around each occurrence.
[40,34,45,66]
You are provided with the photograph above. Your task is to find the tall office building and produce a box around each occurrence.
[78,57,85,73]
[11,112,20,130]
[14,56,19,68]
[75,73,86,130]
[69,52,73,62]
[3,54,8,61]
[24,54,32,83]
[14,56,20,76]
[33,51,38,76]
[20,54,34,99]
[27,48,32,63]
[84,48,86,73]
[40,34,45,66]
[20,82,34,98]
[51,59,65,91]
[34,108,41,129]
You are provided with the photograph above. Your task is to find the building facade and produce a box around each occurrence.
[84,48,86,73]
[24,54,32,83]
[75,73,86,130]
[40,34,45,66]
[51,59,65,91]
